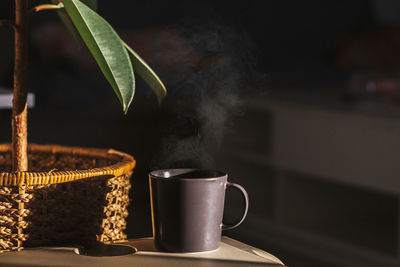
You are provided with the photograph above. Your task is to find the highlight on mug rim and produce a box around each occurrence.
[150,169,227,180]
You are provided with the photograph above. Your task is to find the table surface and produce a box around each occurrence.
[0,237,285,267]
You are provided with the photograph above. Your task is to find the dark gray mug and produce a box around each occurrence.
[149,169,249,252]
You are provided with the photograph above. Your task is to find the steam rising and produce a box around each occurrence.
[150,20,263,169]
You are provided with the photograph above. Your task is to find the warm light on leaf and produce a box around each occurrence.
[62,0,134,113]
[51,0,97,47]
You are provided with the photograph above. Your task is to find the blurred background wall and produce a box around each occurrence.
[1,1,400,266]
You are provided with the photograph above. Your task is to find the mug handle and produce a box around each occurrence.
[222,182,249,230]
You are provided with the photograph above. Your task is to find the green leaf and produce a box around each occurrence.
[124,42,167,104]
[52,0,97,47]
[62,0,134,113]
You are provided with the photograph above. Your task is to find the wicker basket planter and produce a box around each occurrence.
[0,143,135,252]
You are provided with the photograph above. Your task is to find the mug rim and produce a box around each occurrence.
[150,168,227,181]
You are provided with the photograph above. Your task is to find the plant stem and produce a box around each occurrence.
[0,20,18,32]
[30,3,63,14]
[12,0,29,172]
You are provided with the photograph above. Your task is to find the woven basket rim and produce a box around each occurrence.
[0,143,135,186]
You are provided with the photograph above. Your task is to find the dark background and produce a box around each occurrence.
[1,1,400,266]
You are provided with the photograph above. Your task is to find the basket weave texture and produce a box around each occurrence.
[0,144,135,252]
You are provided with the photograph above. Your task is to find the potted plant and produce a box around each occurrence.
[0,0,166,252]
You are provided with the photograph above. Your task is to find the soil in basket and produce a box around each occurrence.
[0,152,118,172]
